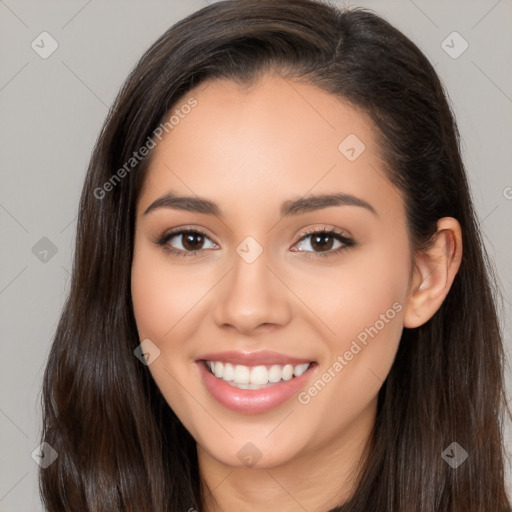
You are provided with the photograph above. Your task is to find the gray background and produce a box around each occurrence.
[0,0,511,510]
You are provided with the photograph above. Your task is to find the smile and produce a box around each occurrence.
[205,361,311,389]
[196,351,318,414]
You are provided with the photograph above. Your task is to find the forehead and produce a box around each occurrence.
[138,72,402,222]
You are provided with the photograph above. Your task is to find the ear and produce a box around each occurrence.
[403,217,463,328]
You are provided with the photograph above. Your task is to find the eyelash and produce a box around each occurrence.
[156,227,356,259]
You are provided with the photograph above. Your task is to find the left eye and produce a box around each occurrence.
[292,230,351,254]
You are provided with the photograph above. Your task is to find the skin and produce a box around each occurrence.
[131,71,462,512]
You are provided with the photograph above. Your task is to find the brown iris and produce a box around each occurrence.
[181,232,205,251]
[309,233,335,252]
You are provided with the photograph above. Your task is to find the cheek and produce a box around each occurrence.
[292,244,408,439]
[131,241,208,344]
[130,243,205,423]
[131,253,170,342]
[297,233,409,392]
[131,242,194,349]
[299,237,409,338]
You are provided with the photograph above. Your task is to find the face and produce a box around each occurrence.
[131,72,413,471]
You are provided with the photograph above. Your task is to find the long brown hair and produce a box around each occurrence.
[39,1,511,510]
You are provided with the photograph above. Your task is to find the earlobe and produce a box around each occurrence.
[403,217,463,328]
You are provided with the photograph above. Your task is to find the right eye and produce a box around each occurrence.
[157,229,219,257]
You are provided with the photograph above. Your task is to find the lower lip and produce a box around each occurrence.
[197,361,317,414]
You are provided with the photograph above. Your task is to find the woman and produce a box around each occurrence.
[39,0,512,510]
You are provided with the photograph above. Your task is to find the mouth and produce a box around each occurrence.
[202,360,313,390]
[195,351,318,414]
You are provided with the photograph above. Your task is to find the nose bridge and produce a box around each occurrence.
[213,236,291,332]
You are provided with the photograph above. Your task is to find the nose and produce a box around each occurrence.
[213,246,292,335]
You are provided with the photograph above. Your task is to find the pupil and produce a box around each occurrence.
[312,234,333,251]
[183,232,203,250]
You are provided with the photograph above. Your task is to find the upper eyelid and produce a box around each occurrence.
[297,226,349,239]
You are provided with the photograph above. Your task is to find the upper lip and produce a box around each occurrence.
[196,350,314,367]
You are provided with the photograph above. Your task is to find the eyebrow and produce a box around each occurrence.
[143,191,378,217]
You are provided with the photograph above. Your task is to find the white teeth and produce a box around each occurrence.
[227,382,272,390]
[294,363,309,377]
[205,360,312,387]
[250,365,268,385]
[268,365,282,383]
[282,364,294,381]
[223,362,234,381]
[233,364,250,384]
[213,361,223,378]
